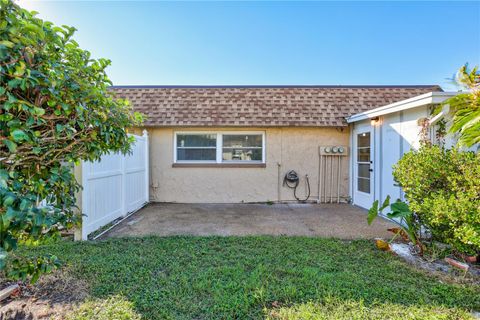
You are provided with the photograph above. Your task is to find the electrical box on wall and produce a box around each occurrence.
[319,146,349,156]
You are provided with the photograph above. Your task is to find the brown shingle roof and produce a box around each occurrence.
[110,85,442,127]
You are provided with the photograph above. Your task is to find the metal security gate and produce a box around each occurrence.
[80,131,149,239]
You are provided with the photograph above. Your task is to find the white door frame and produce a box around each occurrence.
[353,125,374,209]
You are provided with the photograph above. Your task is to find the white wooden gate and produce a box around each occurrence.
[81,131,149,239]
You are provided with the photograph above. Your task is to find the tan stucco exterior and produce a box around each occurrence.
[140,127,351,203]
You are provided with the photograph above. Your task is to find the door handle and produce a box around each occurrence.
[369,169,373,172]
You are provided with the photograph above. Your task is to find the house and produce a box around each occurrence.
[106,85,453,208]
[345,91,457,208]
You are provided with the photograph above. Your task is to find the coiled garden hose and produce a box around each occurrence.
[283,170,311,202]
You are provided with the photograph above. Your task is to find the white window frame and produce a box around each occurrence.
[173,131,266,164]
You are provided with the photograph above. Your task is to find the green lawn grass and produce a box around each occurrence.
[25,237,480,319]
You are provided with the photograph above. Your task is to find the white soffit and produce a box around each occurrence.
[346,92,459,123]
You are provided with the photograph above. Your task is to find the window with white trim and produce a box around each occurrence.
[174,132,265,163]
[176,134,217,162]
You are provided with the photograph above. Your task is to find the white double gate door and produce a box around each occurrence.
[81,131,149,239]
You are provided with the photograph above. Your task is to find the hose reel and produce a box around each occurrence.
[283,170,311,202]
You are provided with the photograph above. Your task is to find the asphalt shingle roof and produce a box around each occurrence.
[110,85,442,127]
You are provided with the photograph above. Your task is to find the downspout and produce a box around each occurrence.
[372,122,375,204]
[349,122,354,204]
[277,162,281,203]
[317,147,322,203]
[337,155,341,203]
[399,111,405,201]
[379,117,383,206]
[277,128,284,203]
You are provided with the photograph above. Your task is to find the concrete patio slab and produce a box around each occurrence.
[103,203,396,239]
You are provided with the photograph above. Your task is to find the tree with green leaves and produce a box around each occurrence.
[442,64,480,148]
[0,0,142,282]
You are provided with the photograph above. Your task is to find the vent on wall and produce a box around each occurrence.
[318,146,349,203]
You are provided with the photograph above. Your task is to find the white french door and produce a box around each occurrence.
[353,127,374,209]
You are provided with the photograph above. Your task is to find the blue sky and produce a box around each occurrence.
[19,1,480,89]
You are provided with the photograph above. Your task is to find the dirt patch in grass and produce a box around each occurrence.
[389,242,480,285]
[0,269,89,319]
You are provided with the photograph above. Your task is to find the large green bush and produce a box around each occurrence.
[393,145,480,255]
[0,0,142,282]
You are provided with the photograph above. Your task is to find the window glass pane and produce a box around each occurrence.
[222,148,262,161]
[357,148,370,162]
[222,134,263,162]
[223,135,262,148]
[358,164,370,178]
[358,178,370,193]
[177,148,216,161]
[177,134,216,147]
[357,132,370,148]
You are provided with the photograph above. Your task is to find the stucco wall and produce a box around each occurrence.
[144,127,350,203]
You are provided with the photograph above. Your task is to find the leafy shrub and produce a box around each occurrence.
[368,196,422,251]
[0,0,142,282]
[393,145,480,255]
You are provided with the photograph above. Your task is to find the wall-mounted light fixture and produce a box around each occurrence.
[370,116,380,126]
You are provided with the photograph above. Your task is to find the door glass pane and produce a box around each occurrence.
[357,132,370,148]
[357,131,371,194]
[358,178,370,193]
[358,164,370,178]
[357,148,370,162]
[177,148,216,161]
